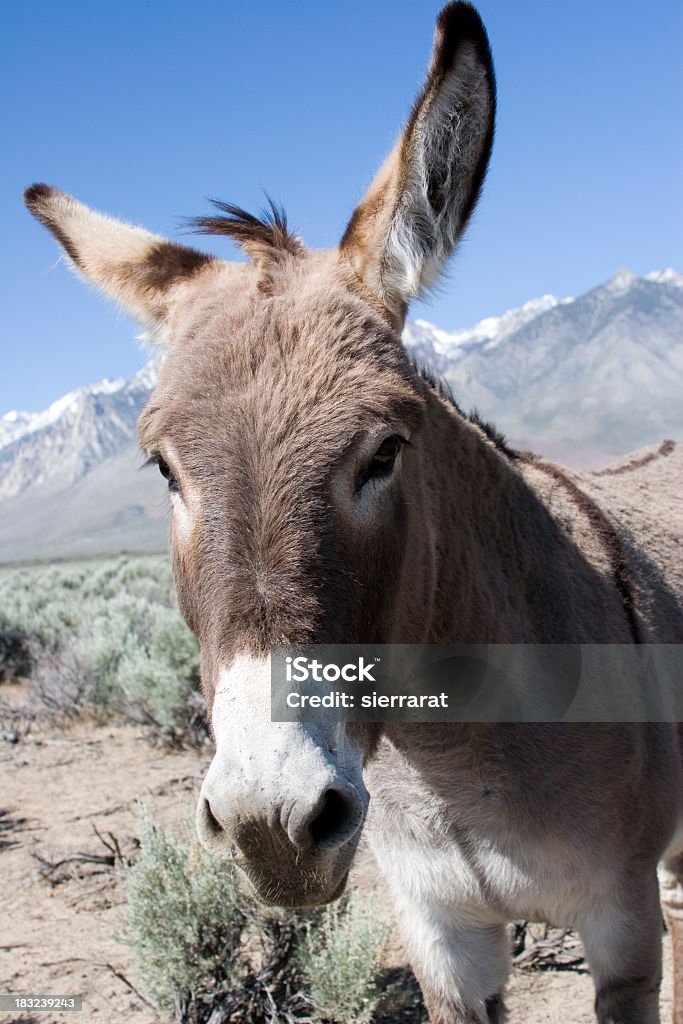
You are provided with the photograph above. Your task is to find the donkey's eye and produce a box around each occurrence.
[356,435,408,491]
[156,457,179,493]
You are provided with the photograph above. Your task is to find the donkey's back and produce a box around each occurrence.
[582,440,683,642]
[519,439,683,643]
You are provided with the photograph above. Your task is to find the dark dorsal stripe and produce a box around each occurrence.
[591,439,676,478]
[520,453,642,644]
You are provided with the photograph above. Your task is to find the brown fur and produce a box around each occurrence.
[518,452,643,642]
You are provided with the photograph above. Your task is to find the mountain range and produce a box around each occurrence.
[1,268,681,563]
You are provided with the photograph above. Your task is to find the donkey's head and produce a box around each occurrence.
[25,3,495,906]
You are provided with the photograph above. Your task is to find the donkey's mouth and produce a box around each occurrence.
[239,859,352,909]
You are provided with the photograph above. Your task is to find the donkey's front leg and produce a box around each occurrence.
[394,896,509,1023]
[578,870,663,1024]
[659,853,683,1024]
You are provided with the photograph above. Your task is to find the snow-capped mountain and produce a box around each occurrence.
[0,269,681,562]
[0,378,124,450]
[0,362,158,502]
[403,268,683,452]
[403,292,574,372]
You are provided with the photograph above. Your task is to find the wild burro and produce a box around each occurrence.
[25,3,683,1022]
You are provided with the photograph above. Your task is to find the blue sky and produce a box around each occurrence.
[3,0,682,413]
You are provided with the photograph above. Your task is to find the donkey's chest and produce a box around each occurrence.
[367,811,597,927]
[364,739,618,926]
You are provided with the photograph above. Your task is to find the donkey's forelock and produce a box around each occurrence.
[191,198,304,262]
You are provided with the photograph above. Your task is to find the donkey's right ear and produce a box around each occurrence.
[24,184,216,341]
[340,2,496,328]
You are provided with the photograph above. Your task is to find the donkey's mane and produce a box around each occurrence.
[191,199,302,257]
[415,363,519,460]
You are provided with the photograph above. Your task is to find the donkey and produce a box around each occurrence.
[24,3,683,1021]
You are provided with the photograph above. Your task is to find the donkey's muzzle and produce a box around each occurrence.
[195,773,366,906]
[197,779,364,856]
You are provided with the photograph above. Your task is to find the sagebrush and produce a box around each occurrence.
[126,814,389,1024]
[300,896,389,1024]
[0,555,204,743]
[126,813,246,1017]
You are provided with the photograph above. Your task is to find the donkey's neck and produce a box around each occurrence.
[421,392,632,644]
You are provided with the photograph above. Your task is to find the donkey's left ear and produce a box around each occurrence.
[340,2,495,328]
[24,184,216,341]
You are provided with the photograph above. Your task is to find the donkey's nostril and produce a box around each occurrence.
[309,788,358,848]
[200,796,224,837]
[196,793,237,860]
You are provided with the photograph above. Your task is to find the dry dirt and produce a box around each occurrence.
[0,684,674,1024]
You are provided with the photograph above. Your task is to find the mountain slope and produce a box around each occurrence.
[0,445,168,563]
[403,269,683,451]
[0,362,158,503]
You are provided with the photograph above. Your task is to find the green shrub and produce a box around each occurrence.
[0,614,33,680]
[300,893,390,1024]
[72,593,201,733]
[126,813,246,1017]
[125,814,391,1024]
[0,556,204,744]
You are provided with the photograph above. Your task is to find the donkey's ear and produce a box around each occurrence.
[340,2,495,327]
[24,184,216,341]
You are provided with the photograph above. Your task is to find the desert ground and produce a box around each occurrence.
[0,680,674,1024]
